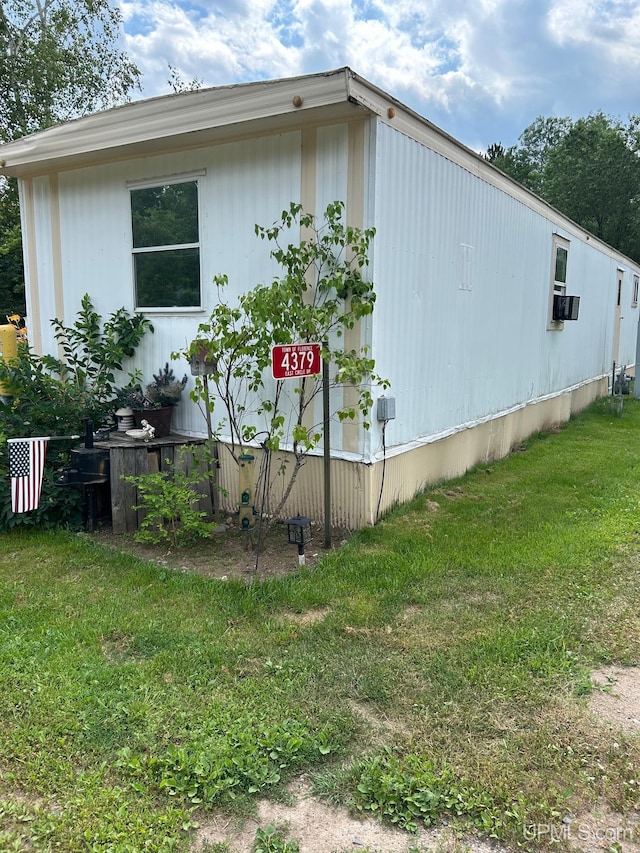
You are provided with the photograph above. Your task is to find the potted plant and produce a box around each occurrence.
[132,363,188,438]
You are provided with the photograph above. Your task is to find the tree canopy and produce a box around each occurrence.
[0,0,140,143]
[485,112,640,263]
[0,0,141,318]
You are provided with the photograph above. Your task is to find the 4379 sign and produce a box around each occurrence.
[271,343,322,379]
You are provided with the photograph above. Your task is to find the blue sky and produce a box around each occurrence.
[117,0,640,152]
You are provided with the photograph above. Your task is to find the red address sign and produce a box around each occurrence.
[272,343,322,379]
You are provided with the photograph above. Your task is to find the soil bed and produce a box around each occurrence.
[91,519,352,581]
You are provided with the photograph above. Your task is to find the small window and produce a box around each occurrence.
[633,274,639,308]
[130,179,201,309]
[555,246,568,286]
[548,234,570,328]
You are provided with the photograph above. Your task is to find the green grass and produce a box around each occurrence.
[3,397,640,850]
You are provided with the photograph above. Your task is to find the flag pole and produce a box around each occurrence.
[8,435,80,443]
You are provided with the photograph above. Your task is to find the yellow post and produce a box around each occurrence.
[0,324,18,397]
[238,452,256,530]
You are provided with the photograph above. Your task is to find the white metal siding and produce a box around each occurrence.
[32,128,363,446]
[310,124,351,450]
[27,177,58,353]
[368,122,639,455]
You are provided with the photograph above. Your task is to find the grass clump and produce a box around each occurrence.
[349,749,527,836]
[117,709,335,805]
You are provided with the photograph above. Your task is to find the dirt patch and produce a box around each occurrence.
[282,607,332,627]
[589,666,640,735]
[561,666,640,853]
[564,805,640,853]
[89,520,352,581]
[194,777,500,853]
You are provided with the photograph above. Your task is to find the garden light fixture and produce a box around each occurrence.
[285,515,312,566]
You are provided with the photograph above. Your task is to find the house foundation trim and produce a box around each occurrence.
[214,375,608,529]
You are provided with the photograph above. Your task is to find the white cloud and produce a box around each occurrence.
[116,0,640,150]
[547,0,640,65]
[120,0,301,93]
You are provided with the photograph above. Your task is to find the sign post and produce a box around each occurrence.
[322,341,331,549]
[271,342,330,547]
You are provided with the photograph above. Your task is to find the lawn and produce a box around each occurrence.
[2,397,640,852]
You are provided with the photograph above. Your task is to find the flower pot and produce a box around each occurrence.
[133,406,173,438]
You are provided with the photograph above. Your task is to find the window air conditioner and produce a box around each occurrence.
[553,294,580,321]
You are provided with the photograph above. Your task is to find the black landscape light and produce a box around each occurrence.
[285,515,312,566]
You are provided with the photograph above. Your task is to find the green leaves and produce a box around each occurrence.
[253,824,300,853]
[179,202,387,523]
[48,293,153,403]
[485,112,640,263]
[123,447,217,548]
[0,295,152,532]
[119,713,322,808]
[351,750,524,837]
[0,0,141,143]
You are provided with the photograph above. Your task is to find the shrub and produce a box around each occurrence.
[0,295,152,532]
[123,448,215,547]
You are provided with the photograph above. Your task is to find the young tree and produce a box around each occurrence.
[179,201,388,523]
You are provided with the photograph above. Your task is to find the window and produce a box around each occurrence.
[130,178,201,309]
[548,234,570,328]
[633,274,639,308]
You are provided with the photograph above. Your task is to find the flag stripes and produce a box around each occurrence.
[8,437,48,513]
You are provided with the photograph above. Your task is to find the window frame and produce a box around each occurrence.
[128,171,205,312]
[548,234,570,330]
[632,274,639,308]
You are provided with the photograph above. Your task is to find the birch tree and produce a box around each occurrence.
[0,0,141,315]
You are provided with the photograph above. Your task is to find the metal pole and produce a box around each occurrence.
[323,342,331,549]
[635,317,640,399]
[202,374,220,520]
[611,361,616,412]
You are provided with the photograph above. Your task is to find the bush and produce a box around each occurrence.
[123,448,215,547]
[0,296,152,532]
[0,352,98,532]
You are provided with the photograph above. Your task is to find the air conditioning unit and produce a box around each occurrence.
[553,294,580,321]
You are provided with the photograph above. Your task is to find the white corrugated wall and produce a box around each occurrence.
[367,121,639,459]
[40,126,361,451]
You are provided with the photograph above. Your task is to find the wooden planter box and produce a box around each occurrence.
[94,433,212,534]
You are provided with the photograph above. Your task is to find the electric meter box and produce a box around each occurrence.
[376,396,396,421]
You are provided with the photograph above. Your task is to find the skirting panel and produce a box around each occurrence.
[216,378,607,529]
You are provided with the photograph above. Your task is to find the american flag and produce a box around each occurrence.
[8,438,49,514]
